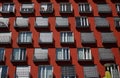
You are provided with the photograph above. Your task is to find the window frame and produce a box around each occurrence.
[40,2,53,13]
[1,3,15,13]
[38,65,53,78]
[60,31,74,44]
[60,2,73,13]
[56,47,70,61]
[18,31,32,44]
[20,3,34,13]
[11,48,26,62]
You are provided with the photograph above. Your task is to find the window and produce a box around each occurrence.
[20,3,34,13]
[0,17,9,28]
[104,63,120,78]
[60,3,73,13]
[40,2,53,13]
[83,66,99,78]
[116,3,120,13]
[61,66,76,78]
[78,48,92,61]
[79,3,92,13]
[56,48,70,61]
[60,31,74,43]
[1,3,15,13]
[0,32,11,44]
[75,17,89,28]
[0,48,5,62]
[35,17,48,28]
[11,48,26,62]
[38,65,53,78]
[81,32,96,44]
[97,4,112,13]
[98,48,114,61]
[15,66,30,78]
[56,17,69,28]
[14,17,29,28]
[0,66,8,78]
[101,32,117,44]
[39,32,53,44]
[33,48,48,62]
[95,17,109,28]
[18,32,32,44]
[114,17,120,28]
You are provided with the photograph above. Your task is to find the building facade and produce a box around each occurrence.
[0,0,120,78]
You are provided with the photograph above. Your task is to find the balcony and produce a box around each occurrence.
[40,2,53,13]
[95,17,109,29]
[18,31,32,44]
[14,17,29,28]
[0,17,9,28]
[60,3,73,13]
[56,17,69,28]
[35,17,48,28]
[77,48,92,61]
[75,16,89,28]
[39,32,53,44]
[61,65,76,78]
[98,48,114,61]
[15,66,30,78]
[97,4,112,14]
[83,65,99,78]
[81,32,96,44]
[0,3,15,13]
[60,31,74,44]
[0,32,11,44]
[104,63,120,78]
[79,3,92,13]
[20,3,34,13]
[11,48,26,62]
[38,65,53,78]
[33,48,48,62]
[101,32,117,44]
[56,48,70,61]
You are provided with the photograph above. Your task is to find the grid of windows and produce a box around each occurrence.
[0,0,120,78]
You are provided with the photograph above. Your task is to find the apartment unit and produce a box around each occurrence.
[0,0,120,78]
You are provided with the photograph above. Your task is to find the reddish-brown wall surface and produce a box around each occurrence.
[0,0,120,78]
